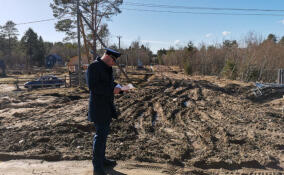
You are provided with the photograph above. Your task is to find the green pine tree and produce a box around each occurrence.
[21,28,39,67]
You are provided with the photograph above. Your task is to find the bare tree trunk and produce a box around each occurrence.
[258,56,267,82]
[79,16,91,63]
[243,48,255,82]
[92,2,98,56]
[91,4,96,56]
[8,34,11,57]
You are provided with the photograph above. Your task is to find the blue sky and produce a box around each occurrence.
[1,0,284,53]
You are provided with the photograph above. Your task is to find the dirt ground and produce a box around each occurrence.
[0,159,171,175]
[0,67,284,174]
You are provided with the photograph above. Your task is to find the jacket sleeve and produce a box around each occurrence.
[113,81,124,94]
[87,64,111,95]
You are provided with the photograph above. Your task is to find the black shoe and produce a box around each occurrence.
[104,159,117,167]
[93,169,106,175]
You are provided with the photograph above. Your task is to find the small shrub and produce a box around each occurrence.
[221,59,238,79]
[184,61,192,75]
[245,66,260,82]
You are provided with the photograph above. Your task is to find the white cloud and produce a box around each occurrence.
[279,19,284,24]
[174,40,181,45]
[141,40,170,45]
[205,33,212,38]
[222,31,231,36]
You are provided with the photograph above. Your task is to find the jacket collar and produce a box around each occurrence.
[97,57,112,71]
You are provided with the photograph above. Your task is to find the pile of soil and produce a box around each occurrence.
[0,71,284,174]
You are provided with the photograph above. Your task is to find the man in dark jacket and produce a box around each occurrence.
[86,48,122,175]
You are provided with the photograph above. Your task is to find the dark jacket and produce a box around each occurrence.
[86,57,118,124]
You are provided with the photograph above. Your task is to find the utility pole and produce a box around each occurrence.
[117,36,122,49]
[76,0,82,87]
[126,54,128,72]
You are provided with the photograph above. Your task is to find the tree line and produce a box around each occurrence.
[157,33,284,82]
[0,0,156,71]
[0,20,152,70]
[1,18,283,84]
[1,0,283,83]
[0,21,78,68]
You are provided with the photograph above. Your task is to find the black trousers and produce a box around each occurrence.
[92,121,110,171]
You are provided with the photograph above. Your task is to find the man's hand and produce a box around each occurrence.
[114,87,121,94]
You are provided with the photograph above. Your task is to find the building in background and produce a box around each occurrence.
[45,54,64,69]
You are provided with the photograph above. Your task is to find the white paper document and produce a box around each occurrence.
[121,84,135,91]
[115,84,122,88]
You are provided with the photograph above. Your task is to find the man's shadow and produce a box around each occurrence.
[105,167,127,175]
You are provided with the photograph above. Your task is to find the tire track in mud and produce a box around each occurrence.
[132,75,284,170]
[154,82,219,161]
[1,73,284,172]
[172,85,221,156]
[117,73,284,170]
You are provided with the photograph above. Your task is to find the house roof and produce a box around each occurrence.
[46,54,63,63]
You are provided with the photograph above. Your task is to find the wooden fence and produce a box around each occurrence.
[7,67,67,75]
[69,72,86,87]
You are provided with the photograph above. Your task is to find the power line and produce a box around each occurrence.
[121,8,284,16]
[10,3,284,26]
[15,16,73,26]
[15,18,57,26]
[124,2,284,12]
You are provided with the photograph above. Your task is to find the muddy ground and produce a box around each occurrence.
[0,68,284,174]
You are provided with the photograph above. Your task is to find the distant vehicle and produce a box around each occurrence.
[24,75,64,89]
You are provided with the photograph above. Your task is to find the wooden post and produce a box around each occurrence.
[69,74,72,87]
[126,54,128,73]
[15,77,20,91]
[279,69,281,84]
[77,0,82,87]
[278,69,284,84]
[281,69,284,84]
[65,75,67,88]
[282,69,284,84]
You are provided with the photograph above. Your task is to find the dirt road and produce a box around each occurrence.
[1,159,283,175]
[0,159,171,175]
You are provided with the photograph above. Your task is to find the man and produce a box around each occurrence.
[86,48,122,175]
